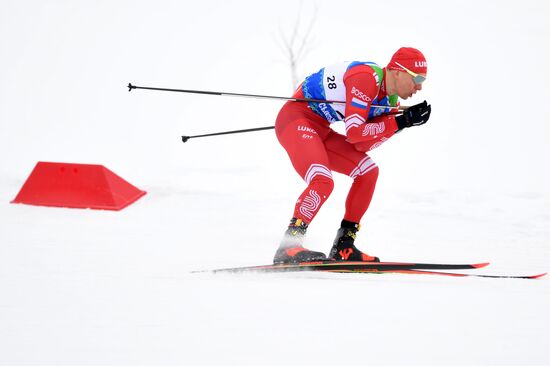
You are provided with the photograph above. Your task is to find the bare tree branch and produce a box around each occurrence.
[278,1,318,91]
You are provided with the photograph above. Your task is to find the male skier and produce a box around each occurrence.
[274,47,431,264]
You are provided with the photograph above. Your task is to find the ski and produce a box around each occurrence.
[196,261,490,274]
[368,269,547,280]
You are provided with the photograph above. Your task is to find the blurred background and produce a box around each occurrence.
[2,0,549,193]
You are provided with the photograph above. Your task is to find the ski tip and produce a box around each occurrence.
[473,262,490,268]
[530,272,547,279]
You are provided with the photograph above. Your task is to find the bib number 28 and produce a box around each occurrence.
[327,75,337,89]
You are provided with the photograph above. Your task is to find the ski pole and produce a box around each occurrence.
[128,83,405,110]
[182,126,275,143]
[181,107,403,142]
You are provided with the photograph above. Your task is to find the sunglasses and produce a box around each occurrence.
[394,61,426,85]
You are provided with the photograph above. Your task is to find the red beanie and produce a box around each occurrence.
[387,47,427,74]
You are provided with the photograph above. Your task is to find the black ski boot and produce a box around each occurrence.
[328,220,379,262]
[273,218,327,264]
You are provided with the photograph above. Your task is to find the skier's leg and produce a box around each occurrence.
[274,105,334,263]
[323,131,380,261]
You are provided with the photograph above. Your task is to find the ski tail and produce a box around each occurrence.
[388,269,547,280]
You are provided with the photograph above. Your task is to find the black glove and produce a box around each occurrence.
[395,100,431,130]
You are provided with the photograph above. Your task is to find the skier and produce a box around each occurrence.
[274,47,431,264]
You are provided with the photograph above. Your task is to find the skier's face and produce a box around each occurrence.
[395,71,425,100]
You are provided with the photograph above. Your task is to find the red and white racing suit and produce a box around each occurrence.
[276,61,400,225]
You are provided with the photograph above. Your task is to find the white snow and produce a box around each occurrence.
[1,0,550,365]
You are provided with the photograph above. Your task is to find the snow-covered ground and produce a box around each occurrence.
[2,1,550,365]
[2,181,550,365]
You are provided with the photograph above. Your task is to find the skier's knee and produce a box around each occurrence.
[351,157,379,181]
[310,175,334,200]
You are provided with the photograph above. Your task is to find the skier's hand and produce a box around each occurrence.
[395,100,431,130]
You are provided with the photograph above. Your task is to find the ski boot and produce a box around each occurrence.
[273,218,327,264]
[328,220,379,262]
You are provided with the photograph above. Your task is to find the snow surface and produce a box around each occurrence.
[1,0,550,365]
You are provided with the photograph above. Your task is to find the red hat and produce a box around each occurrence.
[387,47,427,74]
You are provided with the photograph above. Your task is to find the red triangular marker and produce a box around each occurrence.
[11,162,146,211]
